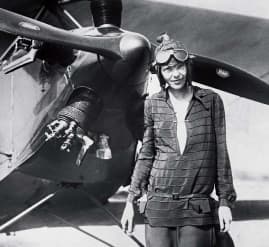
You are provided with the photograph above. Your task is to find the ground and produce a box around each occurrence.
[0,178,269,247]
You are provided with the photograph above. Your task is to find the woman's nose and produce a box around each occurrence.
[173,69,184,79]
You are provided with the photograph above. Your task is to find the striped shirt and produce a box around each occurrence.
[128,86,236,227]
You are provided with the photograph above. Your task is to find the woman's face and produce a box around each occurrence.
[160,57,187,91]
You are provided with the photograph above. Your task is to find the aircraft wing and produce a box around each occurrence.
[122,0,269,102]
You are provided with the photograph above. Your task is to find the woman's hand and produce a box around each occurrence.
[121,201,135,234]
[218,206,232,232]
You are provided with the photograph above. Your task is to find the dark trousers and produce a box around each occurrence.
[145,224,216,247]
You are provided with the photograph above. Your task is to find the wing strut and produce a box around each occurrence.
[81,189,145,247]
[0,185,145,247]
[0,189,60,232]
[45,1,83,29]
[44,209,117,247]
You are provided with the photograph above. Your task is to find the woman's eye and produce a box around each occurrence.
[165,67,173,72]
[177,65,185,70]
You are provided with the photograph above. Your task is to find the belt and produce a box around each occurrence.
[149,192,208,200]
[148,192,211,212]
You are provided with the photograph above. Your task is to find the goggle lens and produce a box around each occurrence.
[156,49,188,64]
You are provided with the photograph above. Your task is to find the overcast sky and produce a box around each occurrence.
[150,0,269,19]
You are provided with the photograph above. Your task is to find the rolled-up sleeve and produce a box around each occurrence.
[213,94,237,208]
[127,98,155,202]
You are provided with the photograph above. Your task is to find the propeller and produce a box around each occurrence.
[191,54,269,105]
[0,8,122,59]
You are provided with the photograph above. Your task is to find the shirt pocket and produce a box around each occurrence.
[138,194,153,214]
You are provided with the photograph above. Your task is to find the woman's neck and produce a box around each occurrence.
[168,84,193,101]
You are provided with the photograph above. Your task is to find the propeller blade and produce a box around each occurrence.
[0,8,122,59]
[191,54,269,105]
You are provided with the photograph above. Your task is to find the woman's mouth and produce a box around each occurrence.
[171,80,181,84]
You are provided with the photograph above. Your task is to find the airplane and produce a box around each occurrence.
[0,0,152,203]
[0,0,269,246]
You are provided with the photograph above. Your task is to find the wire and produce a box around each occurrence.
[44,209,116,247]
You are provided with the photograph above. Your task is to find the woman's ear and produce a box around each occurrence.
[150,62,157,74]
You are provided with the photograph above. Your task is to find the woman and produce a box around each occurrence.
[121,34,236,247]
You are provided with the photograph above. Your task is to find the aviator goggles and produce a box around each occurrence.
[155,48,189,65]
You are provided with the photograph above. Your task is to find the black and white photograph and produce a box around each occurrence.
[0,0,269,246]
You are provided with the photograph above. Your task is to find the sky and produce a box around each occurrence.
[150,0,269,19]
